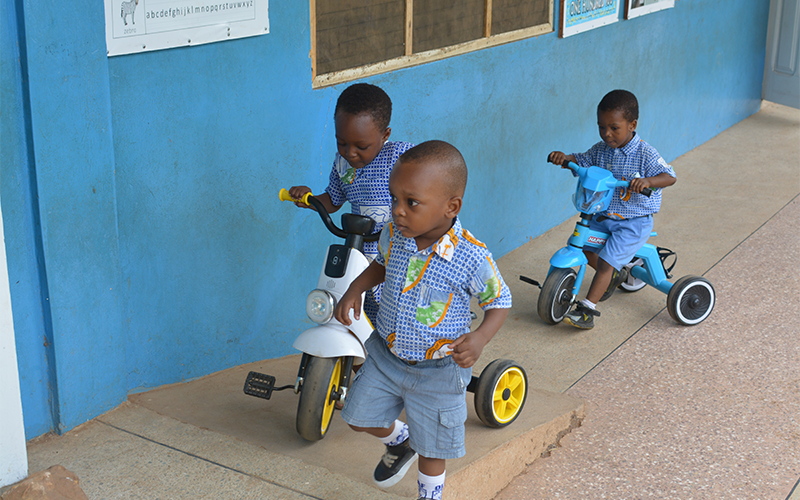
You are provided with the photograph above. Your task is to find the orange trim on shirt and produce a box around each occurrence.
[462,229,486,248]
[427,293,453,328]
[425,338,453,360]
[402,253,434,293]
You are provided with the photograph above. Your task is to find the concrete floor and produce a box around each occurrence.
[8,101,800,500]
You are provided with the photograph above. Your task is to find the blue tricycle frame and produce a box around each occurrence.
[529,162,715,326]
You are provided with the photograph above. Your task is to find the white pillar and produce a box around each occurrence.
[0,200,27,487]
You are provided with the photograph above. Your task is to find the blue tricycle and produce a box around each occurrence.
[521,161,715,326]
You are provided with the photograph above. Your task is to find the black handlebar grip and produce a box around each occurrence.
[641,187,653,197]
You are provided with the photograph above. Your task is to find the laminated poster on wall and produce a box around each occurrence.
[624,0,675,19]
[560,0,621,38]
[104,0,269,56]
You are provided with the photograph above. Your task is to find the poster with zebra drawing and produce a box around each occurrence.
[104,0,269,56]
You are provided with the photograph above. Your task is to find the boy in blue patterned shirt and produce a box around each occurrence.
[549,89,676,329]
[334,141,512,500]
[290,83,414,320]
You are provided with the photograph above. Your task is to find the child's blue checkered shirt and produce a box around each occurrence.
[374,217,512,362]
[573,133,676,219]
[325,141,414,258]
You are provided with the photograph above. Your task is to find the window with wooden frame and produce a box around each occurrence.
[311,0,553,88]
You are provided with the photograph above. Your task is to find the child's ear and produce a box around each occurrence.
[446,196,462,218]
[382,127,392,142]
[629,119,637,131]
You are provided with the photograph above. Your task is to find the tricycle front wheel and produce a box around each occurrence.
[296,356,343,441]
[537,268,577,324]
[473,359,528,428]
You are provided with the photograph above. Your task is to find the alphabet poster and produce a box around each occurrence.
[104,0,269,56]
[560,0,620,38]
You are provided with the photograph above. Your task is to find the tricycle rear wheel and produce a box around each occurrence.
[537,268,577,324]
[667,276,715,325]
[296,356,343,441]
[474,359,528,428]
[619,258,647,292]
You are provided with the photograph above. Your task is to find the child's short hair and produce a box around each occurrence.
[399,140,468,196]
[598,89,639,123]
[335,83,392,131]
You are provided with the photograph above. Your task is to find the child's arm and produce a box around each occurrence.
[287,186,342,213]
[548,151,577,168]
[333,261,386,326]
[628,172,676,193]
[450,308,509,368]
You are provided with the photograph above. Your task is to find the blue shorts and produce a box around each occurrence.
[587,215,654,271]
[341,331,473,460]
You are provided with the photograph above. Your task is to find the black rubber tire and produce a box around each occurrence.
[537,268,577,324]
[667,276,715,325]
[474,359,528,428]
[296,356,342,441]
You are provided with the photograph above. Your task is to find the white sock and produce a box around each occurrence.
[581,298,596,310]
[379,420,408,447]
[418,471,445,500]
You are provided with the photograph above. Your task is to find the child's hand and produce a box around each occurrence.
[288,185,312,208]
[334,288,362,326]
[449,331,489,368]
[628,177,651,194]
[547,151,575,168]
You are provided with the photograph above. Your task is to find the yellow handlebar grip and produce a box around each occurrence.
[278,188,311,206]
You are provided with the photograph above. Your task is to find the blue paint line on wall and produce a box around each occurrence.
[3,0,770,436]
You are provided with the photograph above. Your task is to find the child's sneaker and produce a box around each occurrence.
[373,437,418,488]
[563,303,600,329]
[599,267,628,302]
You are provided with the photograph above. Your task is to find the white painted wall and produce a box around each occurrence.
[0,200,27,487]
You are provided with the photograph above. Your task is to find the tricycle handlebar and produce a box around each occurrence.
[548,156,651,197]
[278,189,380,241]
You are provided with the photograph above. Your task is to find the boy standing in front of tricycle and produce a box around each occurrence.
[289,83,414,321]
[548,89,676,329]
[334,141,512,500]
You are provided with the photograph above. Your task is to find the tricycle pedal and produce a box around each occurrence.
[519,275,541,288]
[244,371,278,399]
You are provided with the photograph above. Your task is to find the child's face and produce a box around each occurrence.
[597,109,637,149]
[389,159,461,249]
[334,112,391,170]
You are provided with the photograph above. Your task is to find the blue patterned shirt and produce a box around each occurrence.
[325,141,415,258]
[374,217,512,361]
[573,133,676,219]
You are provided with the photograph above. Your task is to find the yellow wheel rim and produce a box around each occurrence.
[321,359,341,434]
[492,366,526,424]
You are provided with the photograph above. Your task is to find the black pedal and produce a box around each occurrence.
[244,371,277,399]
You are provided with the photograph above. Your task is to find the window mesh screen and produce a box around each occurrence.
[316,0,406,75]
[412,0,485,53]
[492,0,550,35]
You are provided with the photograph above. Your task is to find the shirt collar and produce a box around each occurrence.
[400,217,461,261]
[619,132,640,156]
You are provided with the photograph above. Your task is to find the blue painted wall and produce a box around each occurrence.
[2,0,769,437]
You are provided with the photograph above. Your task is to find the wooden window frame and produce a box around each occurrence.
[310,0,554,88]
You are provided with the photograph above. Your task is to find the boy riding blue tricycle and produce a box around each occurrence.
[522,159,715,327]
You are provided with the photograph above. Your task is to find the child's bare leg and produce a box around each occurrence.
[586,258,614,304]
[585,250,599,270]
[349,424,393,438]
[418,456,445,476]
